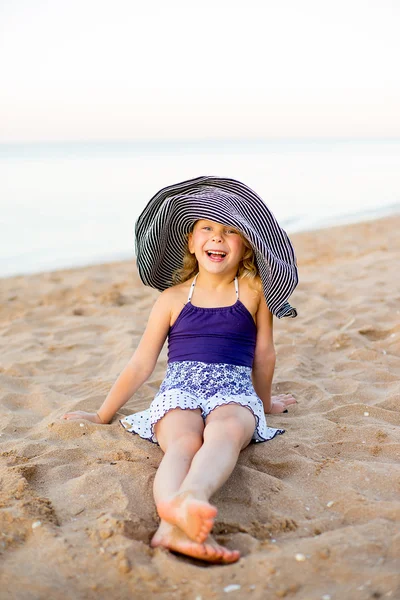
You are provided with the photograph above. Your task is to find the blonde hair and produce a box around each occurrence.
[172,228,259,286]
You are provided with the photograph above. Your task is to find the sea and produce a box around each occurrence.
[1,138,399,279]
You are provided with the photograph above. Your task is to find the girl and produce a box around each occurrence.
[62,176,298,564]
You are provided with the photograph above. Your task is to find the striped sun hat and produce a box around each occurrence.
[135,175,298,318]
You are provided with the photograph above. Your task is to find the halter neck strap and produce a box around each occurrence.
[187,274,198,302]
[234,276,239,299]
[187,274,239,303]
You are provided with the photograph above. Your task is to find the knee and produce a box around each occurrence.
[205,416,253,449]
[161,430,203,456]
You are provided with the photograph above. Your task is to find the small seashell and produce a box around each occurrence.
[364,412,369,416]
[80,423,85,427]
[32,521,42,529]
[326,501,334,508]
[322,595,332,600]
[295,553,306,561]
[224,584,241,593]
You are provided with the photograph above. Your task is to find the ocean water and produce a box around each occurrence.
[1,138,399,278]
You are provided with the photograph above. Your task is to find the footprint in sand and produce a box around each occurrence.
[325,404,400,426]
[0,455,60,554]
[358,325,398,342]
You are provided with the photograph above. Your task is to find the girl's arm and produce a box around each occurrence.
[62,290,173,424]
[251,295,276,413]
[252,295,297,414]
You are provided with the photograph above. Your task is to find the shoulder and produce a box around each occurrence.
[239,274,273,335]
[158,279,192,304]
[239,273,262,295]
[155,280,193,326]
[250,278,274,349]
[238,274,263,318]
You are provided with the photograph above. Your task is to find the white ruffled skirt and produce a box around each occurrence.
[119,361,285,445]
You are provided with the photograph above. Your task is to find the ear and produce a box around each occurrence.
[188,232,195,254]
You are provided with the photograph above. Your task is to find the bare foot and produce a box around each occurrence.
[157,491,217,543]
[151,520,240,564]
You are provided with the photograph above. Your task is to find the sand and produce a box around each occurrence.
[0,215,399,600]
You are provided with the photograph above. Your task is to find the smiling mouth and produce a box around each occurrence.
[206,250,227,263]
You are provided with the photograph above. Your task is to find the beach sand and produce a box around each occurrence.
[0,216,399,600]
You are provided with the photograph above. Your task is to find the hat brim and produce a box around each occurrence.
[135,175,298,318]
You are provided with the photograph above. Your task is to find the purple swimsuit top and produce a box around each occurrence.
[168,274,257,367]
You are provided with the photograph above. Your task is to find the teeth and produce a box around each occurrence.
[207,251,226,256]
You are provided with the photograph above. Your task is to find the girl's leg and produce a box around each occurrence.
[157,404,255,542]
[153,407,205,504]
[153,408,217,539]
[181,404,256,496]
[151,407,240,563]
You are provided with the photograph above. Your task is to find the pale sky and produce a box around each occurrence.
[1,0,399,142]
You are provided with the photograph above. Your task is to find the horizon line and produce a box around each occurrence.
[1,135,400,146]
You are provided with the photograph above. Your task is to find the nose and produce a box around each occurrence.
[212,231,223,242]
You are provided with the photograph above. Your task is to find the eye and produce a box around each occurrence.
[226,229,238,235]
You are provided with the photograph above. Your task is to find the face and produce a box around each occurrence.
[188,219,246,274]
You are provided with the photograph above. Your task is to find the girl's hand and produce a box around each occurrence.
[268,394,297,414]
[61,411,106,424]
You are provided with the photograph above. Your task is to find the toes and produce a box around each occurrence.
[204,544,226,562]
[220,548,240,563]
[158,495,217,543]
[202,543,220,560]
[195,529,208,543]
[153,528,240,564]
[196,518,215,542]
[211,546,240,564]
[225,550,240,564]
[201,522,213,534]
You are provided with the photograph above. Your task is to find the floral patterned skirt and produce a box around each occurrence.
[119,361,285,444]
